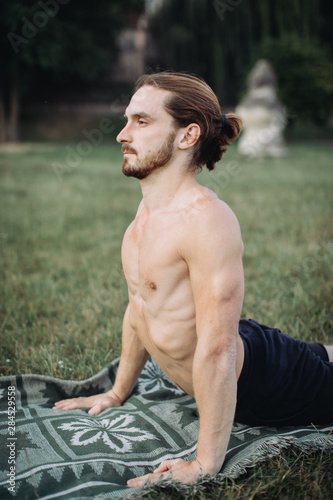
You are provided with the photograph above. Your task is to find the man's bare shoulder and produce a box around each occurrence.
[183,186,240,231]
[179,187,243,257]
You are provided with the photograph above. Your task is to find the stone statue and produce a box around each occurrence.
[236,59,288,158]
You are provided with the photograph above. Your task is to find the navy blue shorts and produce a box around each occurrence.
[236,319,333,426]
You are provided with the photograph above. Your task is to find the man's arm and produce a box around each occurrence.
[53,304,149,415]
[185,202,244,475]
[191,240,243,475]
[127,200,244,487]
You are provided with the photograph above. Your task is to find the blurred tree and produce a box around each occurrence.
[147,0,333,122]
[0,0,143,142]
[257,36,333,124]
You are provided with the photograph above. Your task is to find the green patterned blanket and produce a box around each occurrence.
[1,357,332,499]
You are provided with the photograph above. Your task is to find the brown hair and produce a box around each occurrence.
[135,72,243,171]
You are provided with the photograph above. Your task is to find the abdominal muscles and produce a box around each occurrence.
[128,293,197,395]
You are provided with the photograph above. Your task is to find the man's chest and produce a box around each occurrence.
[121,216,187,298]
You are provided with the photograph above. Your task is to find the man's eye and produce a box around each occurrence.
[138,120,147,125]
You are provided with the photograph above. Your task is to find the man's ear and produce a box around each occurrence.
[178,123,201,150]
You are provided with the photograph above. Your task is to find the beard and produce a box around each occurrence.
[121,130,177,180]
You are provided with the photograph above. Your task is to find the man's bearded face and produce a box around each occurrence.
[121,130,177,180]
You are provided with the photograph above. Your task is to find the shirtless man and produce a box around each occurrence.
[54,72,333,487]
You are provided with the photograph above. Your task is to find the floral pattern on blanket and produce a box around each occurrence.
[59,414,158,452]
[0,357,332,500]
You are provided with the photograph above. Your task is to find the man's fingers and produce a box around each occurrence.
[128,461,176,487]
[88,398,122,415]
[88,403,103,416]
[153,460,174,473]
[154,459,183,473]
[153,464,167,473]
[53,394,121,413]
[53,397,88,410]
[53,399,76,410]
[128,459,205,488]
[127,473,162,487]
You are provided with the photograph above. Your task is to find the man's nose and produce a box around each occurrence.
[116,123,131,144]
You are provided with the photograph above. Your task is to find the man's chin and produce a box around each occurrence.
[122,163,150,180]
[122,159,135,177]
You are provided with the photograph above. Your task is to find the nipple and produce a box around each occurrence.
[149,282,157,290]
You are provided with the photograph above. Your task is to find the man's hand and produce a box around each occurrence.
[53,391,122,416]
[127,458,208,488]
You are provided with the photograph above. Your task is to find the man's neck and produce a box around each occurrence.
[139,161,198,213]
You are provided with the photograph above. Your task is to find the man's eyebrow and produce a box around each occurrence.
[124,111,154,120]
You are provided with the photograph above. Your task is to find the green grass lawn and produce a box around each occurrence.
[0,141,332,498]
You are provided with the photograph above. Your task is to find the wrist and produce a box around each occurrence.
[107,388,124,404]
[195,457,221,477]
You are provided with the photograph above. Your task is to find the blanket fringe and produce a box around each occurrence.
[125,430,333,499]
